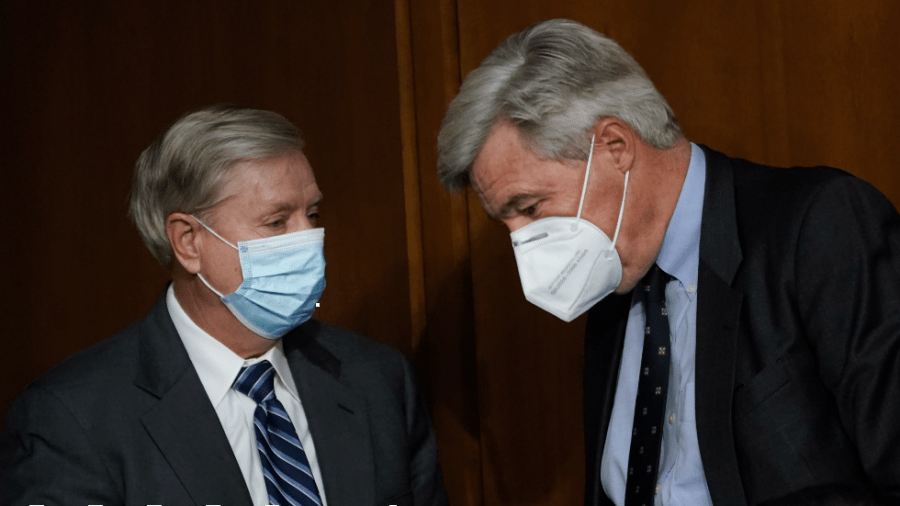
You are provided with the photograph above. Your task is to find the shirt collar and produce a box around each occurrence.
[165,284,301,407]
[655,143,706,294]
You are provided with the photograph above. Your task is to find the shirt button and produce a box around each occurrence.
[656,484,661,494]
[668,413,675,424]
[687,285,696,293]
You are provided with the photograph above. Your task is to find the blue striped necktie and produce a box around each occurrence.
[233,360,323,506]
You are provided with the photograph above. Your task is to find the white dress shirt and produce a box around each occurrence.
[600,143,713,506]
[166,285,328,506]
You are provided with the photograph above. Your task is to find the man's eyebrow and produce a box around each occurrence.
[260,193,323,217]
[491,193,534,221]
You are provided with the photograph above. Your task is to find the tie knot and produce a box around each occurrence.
[233,360,276,404]
[641,264,669,302]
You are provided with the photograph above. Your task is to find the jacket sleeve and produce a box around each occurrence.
[0,384,121,505]
[794,174,900,498]
[400,356,450,506]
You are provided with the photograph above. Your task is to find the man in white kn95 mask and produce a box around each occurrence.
[436,18,900,506]
[0,106,449,506]
[508,133,629,322]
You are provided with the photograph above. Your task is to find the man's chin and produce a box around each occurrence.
[614,279,638,294]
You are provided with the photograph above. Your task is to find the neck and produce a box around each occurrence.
[171,270,278,359]
[617,138,692,291]
[642,137,692,257]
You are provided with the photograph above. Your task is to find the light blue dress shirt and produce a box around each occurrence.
[600,143,712,506]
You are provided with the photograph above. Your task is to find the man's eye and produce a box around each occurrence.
[267,219,285,228]
[520,205,538,216]
[308,212,320,224]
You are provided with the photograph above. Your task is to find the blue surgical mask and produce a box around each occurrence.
[193,217,326,339]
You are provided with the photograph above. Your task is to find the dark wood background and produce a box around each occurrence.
[2,1,897,505]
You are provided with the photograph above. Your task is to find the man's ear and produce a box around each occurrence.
[591,118,636,175]
[166,213,203,274]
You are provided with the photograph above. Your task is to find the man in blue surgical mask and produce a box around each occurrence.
[0,106,449,506]
[437,19,899,506]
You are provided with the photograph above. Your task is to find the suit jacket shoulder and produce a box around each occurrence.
[283,319,449,506]
[702,147,900,504]
[0,292,252,506]
[293,318,409,376]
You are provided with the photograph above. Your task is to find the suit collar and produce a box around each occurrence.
[164,284,247,406]
[698,145,743,282]
[133,288,194,399]
[694,145,748,506]
[584,292,632,506]
[287,319,342,379]
[133,288,254,506]
[283,320,376,505]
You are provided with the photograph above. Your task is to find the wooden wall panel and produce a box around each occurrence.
[404,0,484,504]
[448,1,900,505]
[0,0,414,423]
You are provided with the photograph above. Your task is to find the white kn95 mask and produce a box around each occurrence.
[509,134,629,322]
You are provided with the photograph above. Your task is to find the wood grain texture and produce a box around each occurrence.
[406,0,485,504]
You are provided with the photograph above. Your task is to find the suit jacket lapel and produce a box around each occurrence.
[134,292,253,506]
[584,292,632,506]
[284,321,375,506]
[695,146,747,506]
[587,147,749,506]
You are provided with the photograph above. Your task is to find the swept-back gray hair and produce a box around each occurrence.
[129,106,305,268]
[437,19,682,191]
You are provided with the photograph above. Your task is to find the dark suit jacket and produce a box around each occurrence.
[584,146,900,506]
[0,291,449,506]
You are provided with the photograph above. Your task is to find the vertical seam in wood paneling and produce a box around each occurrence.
[447,0,490,504]
[410,0,485,502]
[395,0,428,350]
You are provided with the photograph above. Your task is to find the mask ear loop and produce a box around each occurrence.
[197,272,226,298]
[574,135,629,248]
[192,216,239,250]
[191,215,236,299]
[575,134,595,223]
[610,171,629,248]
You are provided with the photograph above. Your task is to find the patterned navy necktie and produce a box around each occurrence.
[233,360,323,506]
[625,265,671,506]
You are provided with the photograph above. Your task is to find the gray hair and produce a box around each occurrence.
[128,105,305,267]
[437,19,682,191]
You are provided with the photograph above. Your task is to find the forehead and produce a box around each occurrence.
[471,123,535,196]
[471,122,573,214]
[220,151,320,206]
